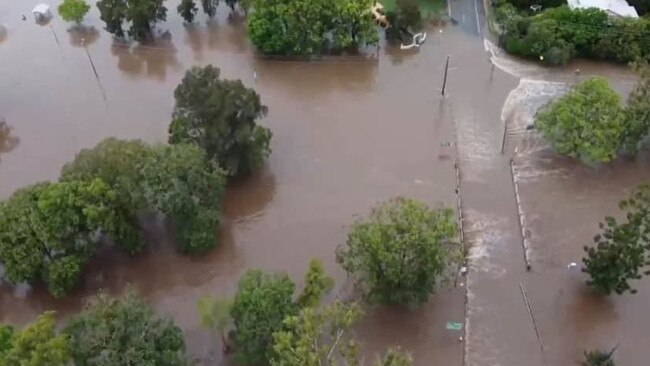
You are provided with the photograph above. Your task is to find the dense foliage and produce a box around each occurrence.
[58,0,91,24]
[621,64,650,153]
[500,5,650,65]
[169,65,271,177]
[385,0,423,42]
[270,301,362,366]
[498,0,566,11]
[96,0,167,40]
[61,138,225,254]
[0,312,70,365]
[297,258,334,308]
[64,291,187,366]
[336,198,457,306]
[535,78,626,163]
[177,0,198,23]
[582,185,650,295]
[229,269,297,364]
[0,179,130,297]
[247,0,379,55]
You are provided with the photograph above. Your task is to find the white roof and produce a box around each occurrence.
[32,4,51,15]
[568,0,639,18]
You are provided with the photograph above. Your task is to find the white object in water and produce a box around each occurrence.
[567,262,578,271]
[459,266,467,275]
[32,4,52,21]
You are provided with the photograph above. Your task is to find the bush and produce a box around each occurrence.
[535,78,626,162]
[0,312,70,365]
[501,5,650,64]
[169,65,271,178]
[336,198,457,306]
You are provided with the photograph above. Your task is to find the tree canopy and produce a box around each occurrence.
[64,291,187,366]
[229,269,297,364]
[177,0,198,23]
[621,63,650,153]
[247,0,379,55]
[58,0,91,24]
[0,312,70,366]
[582,185,650,295]
[169,65,271,177]
[535,78,626,163]
[96,0,167,40]
[336,198,457,306]
[0,179,130,297]
[61,138,226,254]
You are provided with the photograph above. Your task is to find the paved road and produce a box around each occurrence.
[448,0,486,37]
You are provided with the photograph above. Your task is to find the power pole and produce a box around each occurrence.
[441,55,450,96]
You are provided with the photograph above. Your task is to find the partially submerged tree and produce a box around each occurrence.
[197,296,233,352]
[177,0,198,23]
[621,63,650,153]
[0,312,70,365]
[581,348,617,366]
[61,138,226,254]
[229,269,297,364]
[0,179,132,297]
[297,258,334,308]
[96,0,167,40]
[378,347,413,366]
[582,185,650,295]
[269,301,362,366]
[535,77,626,163]
[64,291,187,366]
[58,0,91,24]
[169,65,271,177]
[336,198,458,306]
[385,0,423,42]
[201,0,219,17]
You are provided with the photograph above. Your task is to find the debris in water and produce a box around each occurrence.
[440,141,452,147]
[459,266,467,275]
[567,262,578,271]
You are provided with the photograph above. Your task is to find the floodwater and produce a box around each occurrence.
[3,0,648,365]
[1,1,468,364]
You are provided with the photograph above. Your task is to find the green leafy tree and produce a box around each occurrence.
[622,63,650,153]
[297,258,334,308]
[97,0,167,40]
[58,0,91,24]
[581,348,616,366]
[583,185,650,295]
[61,139,225,254]
[385,0,422,41]
[270,301,362,366]
[0,179,130,297]
[96,0,127,38]
[64,291,187,366]
[225,0,238,11]
[336,198,457,306]
[230,269,297,365]
[0,312,70,366]
[201,0,219,17]
[197,296,233,352]
[247,0,378,55]
[177,0,198,22]
[169,65,271,177]
[535,78,626,163]
[125,0,168,40]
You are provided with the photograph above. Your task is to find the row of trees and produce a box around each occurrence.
[0,65,272,297]
[0,291,188,365]
[198,198,459,364]
[534,65,650,163]
[497,5,650,65]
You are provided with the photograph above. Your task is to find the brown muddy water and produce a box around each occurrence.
[0,1,472,364]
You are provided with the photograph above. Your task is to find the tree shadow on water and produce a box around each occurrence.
[67,25,100,47]
[0,120,20,163]
[110,31,182,81]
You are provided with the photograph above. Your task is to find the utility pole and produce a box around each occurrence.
[82,38,107,101]
[441,55,450,96]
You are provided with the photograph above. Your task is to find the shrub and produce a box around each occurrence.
[535,78,625,162]
[336,198,457,306]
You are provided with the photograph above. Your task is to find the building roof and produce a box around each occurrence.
[567,0,639,18]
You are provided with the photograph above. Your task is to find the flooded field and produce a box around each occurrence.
[2,0,649,364]
[1,1,468,364]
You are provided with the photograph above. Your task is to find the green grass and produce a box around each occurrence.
[380,0,446,16]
